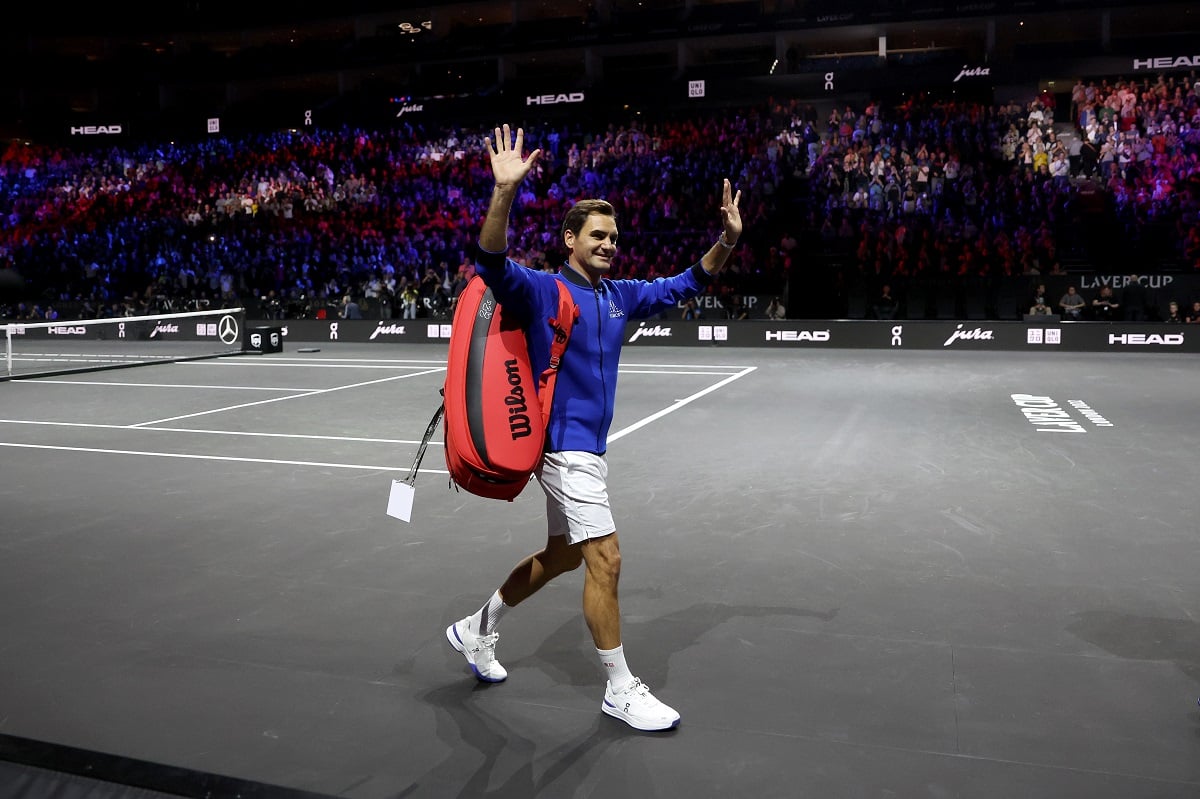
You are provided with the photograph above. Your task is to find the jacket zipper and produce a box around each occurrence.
[594,285,607,452]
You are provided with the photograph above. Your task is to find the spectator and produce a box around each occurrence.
[1122,275,1148,321]
[400,284,419,320]
[872,285,898,320]
[1059,286,1086,320]
[340,294,363,319]
[1029,297,1053,316]
[1164,300,1184,324]
[764,296,786,320]
[1030,283,1049,311]
[1091,285,1120,321]
[1185,300,1200,324]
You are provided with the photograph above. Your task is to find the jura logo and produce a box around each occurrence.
[1133,56,1200,71]
[503,359,532,440]
[150,323,179,338]
[1109,333,1184,346]
[765,330,831,342]
[628,324,672,342]
[526,93,585,106]
[369,323,407,340]
[70,125,122,135]
[944,325,995,346]
[395,103,424,117]
[953,65,990,82]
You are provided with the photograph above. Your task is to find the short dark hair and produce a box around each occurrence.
[561,199,616,242]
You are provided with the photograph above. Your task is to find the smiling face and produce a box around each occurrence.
[564,210,619,285]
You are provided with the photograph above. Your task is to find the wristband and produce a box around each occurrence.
[718,233,737,249]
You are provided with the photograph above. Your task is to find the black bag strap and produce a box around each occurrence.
[403,396,445,487]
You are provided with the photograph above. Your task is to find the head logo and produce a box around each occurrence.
[1133,56,1200,71]
[526,92,585,106]
[764,330,830,342]
[629,324,672,342]
[218,315,240,345]
[1109,333,1183,346]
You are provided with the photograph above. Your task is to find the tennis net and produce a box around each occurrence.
[2,307,246,380]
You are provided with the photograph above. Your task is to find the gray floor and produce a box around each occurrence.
[1,345,1198,798]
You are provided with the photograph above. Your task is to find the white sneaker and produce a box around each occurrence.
[601,677,680,731]
[445,617,507,683]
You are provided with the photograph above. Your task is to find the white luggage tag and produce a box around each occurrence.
[387,401,444,523]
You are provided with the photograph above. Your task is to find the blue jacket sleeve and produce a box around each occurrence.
[474,245,545,326]
[613,263,714,320]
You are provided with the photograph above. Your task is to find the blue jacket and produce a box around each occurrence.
[476,246,713,454]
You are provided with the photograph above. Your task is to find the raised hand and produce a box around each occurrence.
[486,124,541,188]
[720,178,743,243]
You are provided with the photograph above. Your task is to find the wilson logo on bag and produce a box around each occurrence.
[441,275,577,501]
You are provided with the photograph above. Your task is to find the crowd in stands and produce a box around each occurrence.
[1,70,1198,323]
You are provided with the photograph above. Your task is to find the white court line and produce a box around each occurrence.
[620,369,740,376]
[0,441,447,473]
[189,361,445,370]
[129,367,446,427]
[188,356,753,372]
[190,360,745,375]
[0,418,440,446]
[621,361,754,370]
[1,360,752,468]
[19,379,317,391]
[607,366,756,444]
[184,357,448,365]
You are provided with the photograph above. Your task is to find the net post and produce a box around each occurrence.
[5,324,11,377]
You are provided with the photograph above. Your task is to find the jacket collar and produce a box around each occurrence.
[559,263,595,288]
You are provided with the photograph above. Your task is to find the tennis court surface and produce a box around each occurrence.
[1,344,1198,798]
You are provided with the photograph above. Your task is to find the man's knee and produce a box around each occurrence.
[581,534,622,582]
[545,536,585,574]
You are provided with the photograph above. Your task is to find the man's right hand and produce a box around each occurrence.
[487,124,541,187]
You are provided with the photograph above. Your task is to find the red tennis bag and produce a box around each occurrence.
[442,275,577,501]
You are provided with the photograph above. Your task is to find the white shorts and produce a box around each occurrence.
[536,451,616,545]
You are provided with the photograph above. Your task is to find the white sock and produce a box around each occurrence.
[597,645,634,691]
[473,590,509,635]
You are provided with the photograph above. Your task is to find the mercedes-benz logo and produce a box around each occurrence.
[218,314,240,345]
